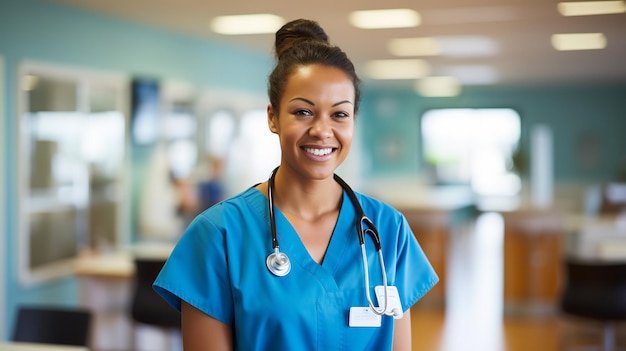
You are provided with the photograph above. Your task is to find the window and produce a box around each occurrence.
[164,100,198,179]
[200,90,280,196]
[421,108,521,197]
[205,108,281,194]
[17,61,129,285]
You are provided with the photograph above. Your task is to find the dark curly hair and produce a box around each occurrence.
[267,19,361,116]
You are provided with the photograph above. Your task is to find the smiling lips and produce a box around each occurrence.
[303,147,334,157]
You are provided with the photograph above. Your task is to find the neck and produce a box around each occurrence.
[271,167,343,221]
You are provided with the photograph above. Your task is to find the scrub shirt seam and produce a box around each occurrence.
[403,275,439,311]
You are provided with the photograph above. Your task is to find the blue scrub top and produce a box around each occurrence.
[154,186,438,350]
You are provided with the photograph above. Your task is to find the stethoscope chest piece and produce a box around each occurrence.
[266,249,291,277]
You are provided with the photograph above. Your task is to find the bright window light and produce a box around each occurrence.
[226,110,281,189]
[349,9,420,29]
[211,14,285,35]
[558,1,626,16]
[421,108,522,196]
[364,59,431,79]
[551,33,607,51]
[206,110,236,157]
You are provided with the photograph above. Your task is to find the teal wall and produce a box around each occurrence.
[359,84,626,182]
[1,0,626,341]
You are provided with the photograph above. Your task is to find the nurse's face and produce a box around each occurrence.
[268,64,355,181]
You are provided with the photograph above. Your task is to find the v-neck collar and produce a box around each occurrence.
[273,190,356,283]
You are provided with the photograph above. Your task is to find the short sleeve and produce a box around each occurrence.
[153,213,234,325]
[393,214,439,311]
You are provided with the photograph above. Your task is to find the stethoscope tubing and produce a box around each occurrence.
[266,166,391,315]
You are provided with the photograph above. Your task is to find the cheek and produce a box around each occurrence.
[337,124,355,145]
[276,125,300,147]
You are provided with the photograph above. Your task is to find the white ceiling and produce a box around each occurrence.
[49,0,626,88]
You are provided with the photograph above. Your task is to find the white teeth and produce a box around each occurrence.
[304,147,333,156]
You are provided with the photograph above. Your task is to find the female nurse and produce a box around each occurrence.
[153,18,438,351]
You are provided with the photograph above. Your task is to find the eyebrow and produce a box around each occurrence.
[289,97,353,107]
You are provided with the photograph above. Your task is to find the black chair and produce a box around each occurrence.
[130,257,180,329]
[560,257,626,351]
[12,305,92,346]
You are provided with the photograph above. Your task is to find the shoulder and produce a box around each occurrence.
[352,190,404,219]
[199,186,264,217]
[188,186,266,233]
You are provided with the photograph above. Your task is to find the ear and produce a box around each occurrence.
[267,104,279,134]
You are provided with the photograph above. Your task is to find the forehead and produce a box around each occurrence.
[282,64,355,103]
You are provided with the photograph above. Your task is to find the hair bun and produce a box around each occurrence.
[274,19,329,59]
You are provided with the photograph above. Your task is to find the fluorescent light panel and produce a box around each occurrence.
[211,14,285,35]
[349,9,421,29]
[551,33,607,50]
[440,65,498,85]
[389,38,440,56]
[415,76,461,97]
[558,1,626,16]
[389,36,497,57]
[364,59,431,80]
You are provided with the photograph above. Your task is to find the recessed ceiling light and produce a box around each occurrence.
[427,6,518,24]
[389,38,441,56]
[364,59,431,80]
[551,33,607,51]
[437,36,498,57]
[439,65,498,85]
[558,1,626,16]
[349,9,421,29]
[389,36,497,57]
[415,76,461,97]
[211,14,285,35]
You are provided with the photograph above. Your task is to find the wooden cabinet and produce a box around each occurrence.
[398,206,475,306]
[501,210,565,315]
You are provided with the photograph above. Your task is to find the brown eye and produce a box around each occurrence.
[293,109,312,116]
[333,111,350,118]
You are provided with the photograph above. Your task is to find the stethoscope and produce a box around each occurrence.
[265,167,399,317]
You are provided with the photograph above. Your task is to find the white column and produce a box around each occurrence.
[530,124,554,209]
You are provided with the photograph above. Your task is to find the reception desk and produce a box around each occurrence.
[500,209,565,315]
[501,209,626,316]
[377,184,477,307]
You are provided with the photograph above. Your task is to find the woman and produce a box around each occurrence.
[153,18,438,350]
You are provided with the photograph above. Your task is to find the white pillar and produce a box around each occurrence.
[530,124,553,208]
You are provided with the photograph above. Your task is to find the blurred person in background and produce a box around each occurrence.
[139,143,198,241]
[196,155,226,212]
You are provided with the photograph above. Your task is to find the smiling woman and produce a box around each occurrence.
[153,18,438,351]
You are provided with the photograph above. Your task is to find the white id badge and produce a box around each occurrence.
[349,307,381,327]
[375,285,404,319]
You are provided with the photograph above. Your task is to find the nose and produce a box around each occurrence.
[309,116,333,139]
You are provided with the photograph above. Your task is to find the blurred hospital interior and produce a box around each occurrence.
[1,0,626,350]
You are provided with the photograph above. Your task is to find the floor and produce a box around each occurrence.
[409,212,625,351]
